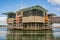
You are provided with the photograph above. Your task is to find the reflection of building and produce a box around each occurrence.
[7,30,54,40]
[4,5,52,30]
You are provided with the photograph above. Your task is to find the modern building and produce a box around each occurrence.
[4,5,52,30]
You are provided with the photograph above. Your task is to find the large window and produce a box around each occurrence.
[23,10,31,17]
[8,14,16,18]
[32,9,43,17]
[23,23,27,28]
[23,9,43,17]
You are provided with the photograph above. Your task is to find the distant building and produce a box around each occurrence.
[48,13,56,28]
[4,5,52,30]
[48,13,56,19]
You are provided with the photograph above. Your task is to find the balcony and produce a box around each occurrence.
[22,16,45,23]
[7,18,15,24]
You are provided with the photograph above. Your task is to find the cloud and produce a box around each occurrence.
[0,17,7,25]
[52,23,60,27]
[47,0,60,5]
[55,8,60,12]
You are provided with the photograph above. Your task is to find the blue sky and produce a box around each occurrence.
[0,0,60,16]
[0,0,60,25]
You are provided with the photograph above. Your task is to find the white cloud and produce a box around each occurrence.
[55,8,60,11]
[0,17,7,25]
[52,23,60,27]
[47,0,60,5]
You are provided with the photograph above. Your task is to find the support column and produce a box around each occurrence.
[41,23,42,29]
[21,11,23,29]
[23,23,24,29]
[38,23,39,29]
[27,23,28,30]
[39,23,40,29]
[35,23,36,30]
[31,23,32,30]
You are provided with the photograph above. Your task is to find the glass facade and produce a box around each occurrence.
[8,14,16,18]
[23,9,43,17]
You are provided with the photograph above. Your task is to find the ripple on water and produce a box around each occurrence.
[0,27,7,31]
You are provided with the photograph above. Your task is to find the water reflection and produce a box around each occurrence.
[53,28,60,40]
[1,27,60,40]
[7,30,54,40]
[0,27,7,40]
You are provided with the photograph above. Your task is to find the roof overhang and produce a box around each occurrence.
[20,5,48,12]
[3,12,16,15]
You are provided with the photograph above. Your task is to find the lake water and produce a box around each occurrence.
[0,27,60,40]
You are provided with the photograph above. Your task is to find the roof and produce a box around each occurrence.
[3,5,48,15]
[3,12,16,15]
[52,17,60,23]
[53,16,60,17]
[20,5,48,12]
[48,13,56,16]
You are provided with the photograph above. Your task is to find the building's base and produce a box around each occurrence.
[8,27,52,31]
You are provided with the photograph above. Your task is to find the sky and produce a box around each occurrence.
[0,0,60,26]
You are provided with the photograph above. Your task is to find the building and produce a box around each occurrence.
[4,5,52,30]
[48,13,56,27]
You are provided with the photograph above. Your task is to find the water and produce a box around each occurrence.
[0,27,60,40]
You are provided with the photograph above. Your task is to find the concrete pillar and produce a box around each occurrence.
[23,23,24,29]
[35,23,36,30]
[27,23,28,30]
[39,23,40,29]
[40,23,43,29]
[31,23,32,30]
[21,11,23,28]
[38,23,39,29]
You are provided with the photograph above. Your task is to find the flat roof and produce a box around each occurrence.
[3,12,16,15]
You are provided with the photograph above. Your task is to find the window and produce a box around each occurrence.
[32,9,43,17]
[17,12,21,15]
[32,23,35,26]
[39,11,43,17]
[23,23,27,28]
[23,10,31,17]
[28,23,31,27]
[8,14,16,18]
[36,23,39,27]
